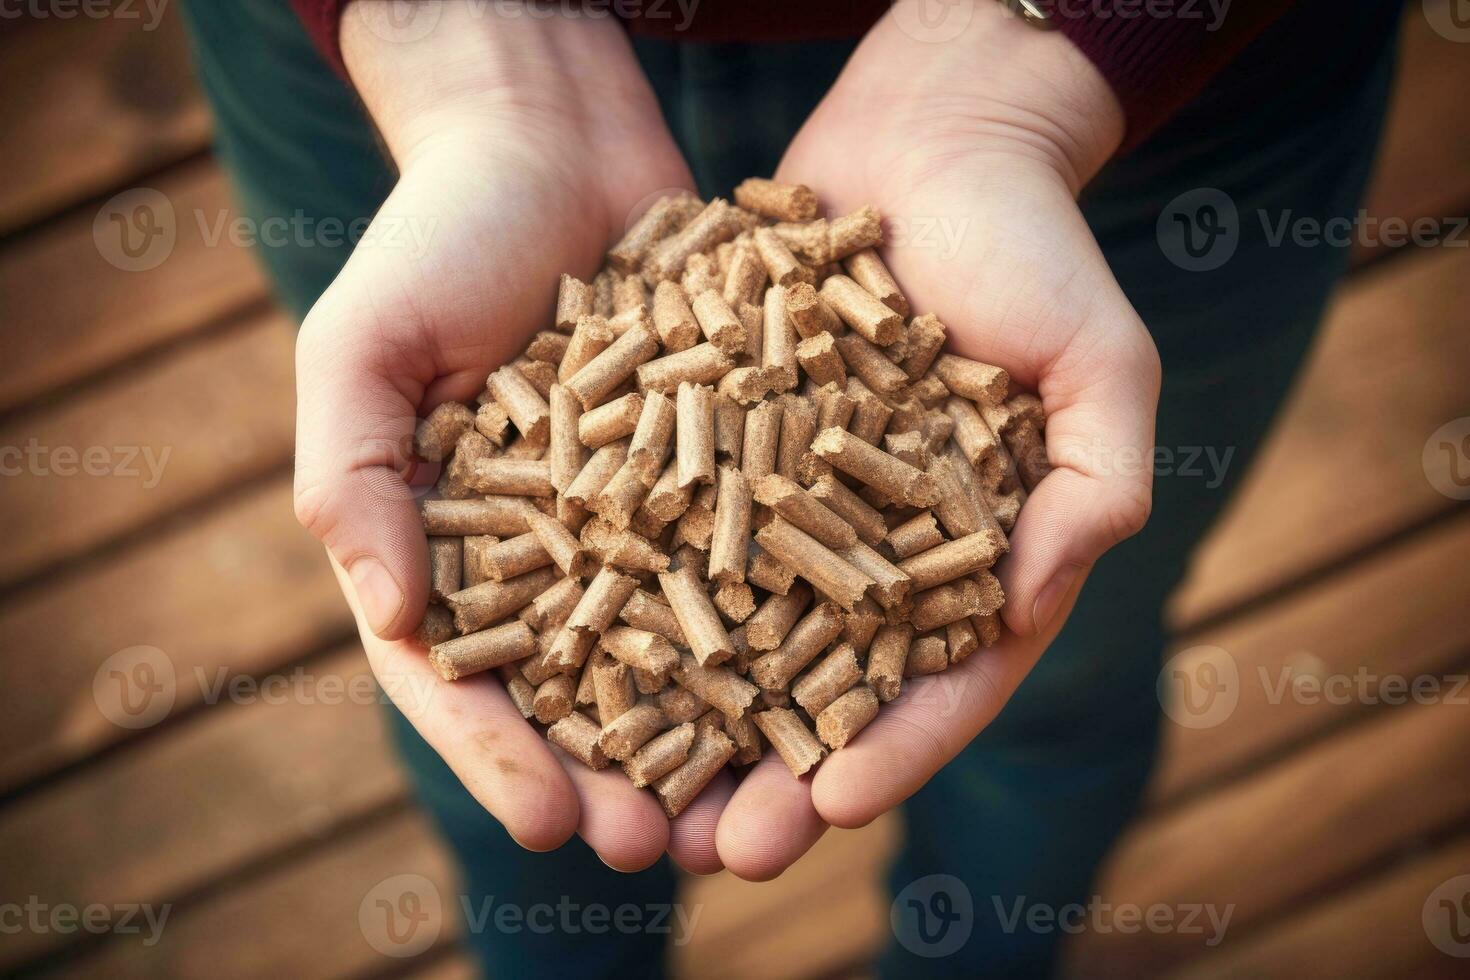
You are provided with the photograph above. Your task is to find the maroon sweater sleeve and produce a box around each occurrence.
[1051,1,1293,150]
[290,0,1290,151]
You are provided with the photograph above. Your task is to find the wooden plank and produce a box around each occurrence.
[675,818,896,980]
[1073,698,1470,976]
[0,475,350,794]
[0,646,404,971]
[36,751,892,979]
[1355,1,1470,264]
[0,7,211,234]
[1170,244,1470,628]
[42,810,458,980]
[1170,834,1470,980]
[0,161,268,414]
[0,309,296,588]
[1153,512,1470,803]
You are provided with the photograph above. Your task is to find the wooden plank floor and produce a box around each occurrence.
[0,4,1466,978]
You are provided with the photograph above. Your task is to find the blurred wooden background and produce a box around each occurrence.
[0,2,1467,977]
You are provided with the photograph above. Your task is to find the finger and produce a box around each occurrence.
[295,299,432,640]
[334,559,582,851]
[811,577,1083,828]
[550,745,671,873]
[715,755,828,881]
[292,168,585,641]
[666,769,736,875]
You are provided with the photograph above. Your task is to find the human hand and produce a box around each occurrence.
[293,1,701,870]
[707,0,1161,875]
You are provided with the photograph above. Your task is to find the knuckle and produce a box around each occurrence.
[292,476,338,543]
[1109,480,1154,544]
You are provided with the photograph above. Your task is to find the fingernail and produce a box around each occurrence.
[349,556,404,636]
[1031,563,1083,635]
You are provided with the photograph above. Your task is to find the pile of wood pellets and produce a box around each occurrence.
[411,179,1049,819]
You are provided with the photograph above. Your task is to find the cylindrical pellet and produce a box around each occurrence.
[414,402,475,462]
[555,274,595,331]
[577,391,643,448]
[636,342,736,394]
[653,726,736,817]
[815,685,879,750]
[475,531,553,582]
[897,529,1009,591]
[564,319,661,410]
[626,722,696,788]
[733,178,817,222]
[792,643,864,716]
[427,620,536,681]
[811,427,938,508]
[807,474,888,547]
[843,248,908,317]
[867,624,914,701]
[524,512,590,578]
[421,497,537,536]
[547,711,609,770]
[673,652,759,719]
[533,672,578,723]
[745,583,813,652]
[428,536,462,602]
[676,382,717,488]
[598,699,669,762]
[601,625,680,682]
[658,564,735,667]
[819,274,902,346]
[754,517,873,612]
[445,566,561,633]
[707,465,752,586]
[468,457,554,497]
[754,473,857,549]
[748,601,843,691]
[753,708,826,777]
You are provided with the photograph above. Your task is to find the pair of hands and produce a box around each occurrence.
[295,0,1160,878]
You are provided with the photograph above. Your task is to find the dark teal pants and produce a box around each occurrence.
[180,1,1400,975]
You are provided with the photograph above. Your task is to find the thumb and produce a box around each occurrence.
[997,316,1160,637]
[293,311,431,641]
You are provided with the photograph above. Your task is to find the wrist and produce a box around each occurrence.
[866,0,1125,192]
[340,1,654,168]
